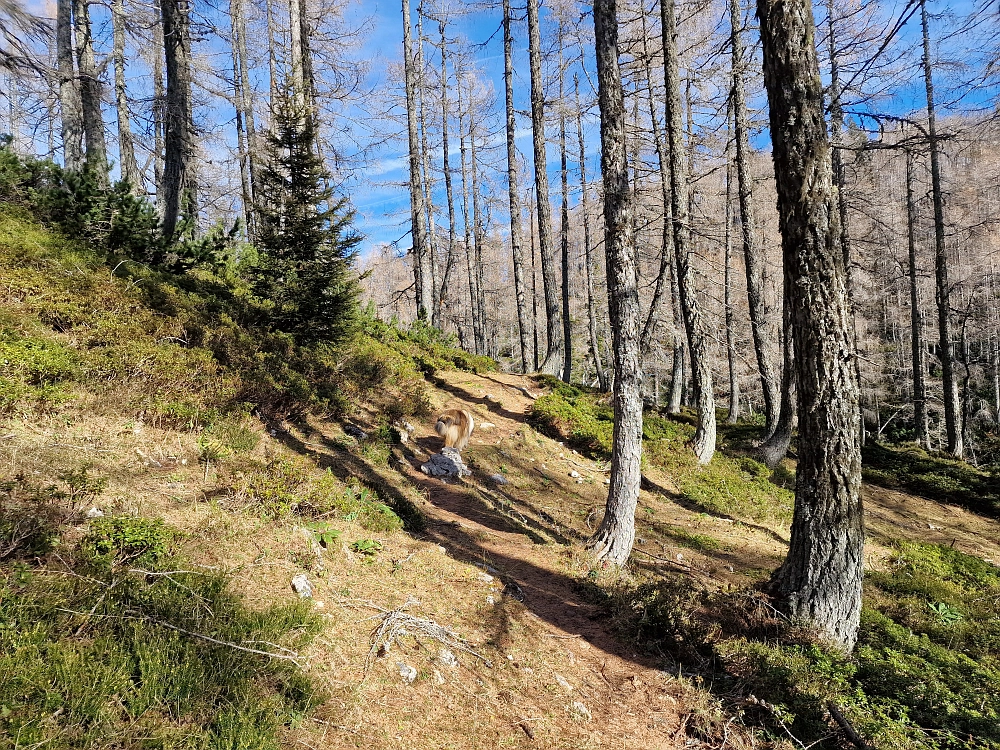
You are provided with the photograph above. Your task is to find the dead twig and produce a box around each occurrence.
[827,702,873,750]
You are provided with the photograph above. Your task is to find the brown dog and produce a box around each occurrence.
[435,408,475,452]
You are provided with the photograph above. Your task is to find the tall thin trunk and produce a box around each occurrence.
[265,0,279,107]
[758,0,863,652]
[906,147,930,449]
[153,0,165,207]
[577,77,607,391]
[470,108,488,353]
[559,26,572,383]
[920,0,962,458]
[56,0,83,171]
[725,134,740,424]
[401,0,432,320]
[527,0,563,375]
[587,0,642,566]
[417,6,439,326]
[161,0,196,241]
[668,258,685,413]
[230,0,252,234]
[760,293,796,466]
[530,198,541,371]
[231,0,258,237]
[458,82,482,352]
[111,0,141,191]
[439,18,458,327]
[289,0,305,109]
[503,0,531,372]
[73,0,108,182]
[731,0,779,434]
[639,18,674,356]
[662,0,715,464]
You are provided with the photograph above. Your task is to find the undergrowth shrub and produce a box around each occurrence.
[0,537,321,750]
[82,517,175,568]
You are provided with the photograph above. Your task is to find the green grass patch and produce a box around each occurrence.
[0,524,322,750]
[863,441,1000,516]
[531,389,793,524]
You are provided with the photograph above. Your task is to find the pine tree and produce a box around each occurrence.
[252,94,360,346]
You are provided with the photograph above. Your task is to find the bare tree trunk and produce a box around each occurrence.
[725,139,740,424]
[758,0,863,652]
[527,0,563,375]
[530,198,541,371]
[503,0,532,372]
[439,18,458,328]
[662,0,715,464]
[458,81,482,352]
[920,0,962,458]
[73,0,108,183]
[401,0,432,320]
[57,0,83,171]
[230,0,257,237]
[265,0,279,107]
[759,290,795,466]
[587,0,642,566]
[161,0,196,241]
[731,0,779,434]
[577,77,607,392]
[111,0,141,190]
[416,5,439,326]
[639,18,673,356]
[153,0,165,207]
[470,107,488,353]
[906,146,930,449]
[558,27,572,383]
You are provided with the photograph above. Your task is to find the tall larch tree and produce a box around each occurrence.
[758,0,864,650]
[587,0,642,565]
[160,0,196,241]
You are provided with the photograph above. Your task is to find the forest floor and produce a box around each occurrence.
[10,362,999,749]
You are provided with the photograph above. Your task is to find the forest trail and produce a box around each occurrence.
[279,367,1000,749]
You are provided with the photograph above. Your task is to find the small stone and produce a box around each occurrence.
[421,448,471,478]
[438,648,458,667]
[86,506,104,518]
[486,595,496,605]
[269,429,277,436]
[344,424,368,440]
[490,473,509,485]
[433,669,445,684]
[676,553,684,562]
[477,572,495,584]
[571,701,592,721]
[180,458,188,465]
[314,600,325,608]
[397,662,417,683]
[290,574,313,598]
[480,421,496,429]
[437,545,447,554]
[555,673,573,691]
[576,478,583,484]
[540,463,547,469]
[569,470,580,478]
[604,477,611,485]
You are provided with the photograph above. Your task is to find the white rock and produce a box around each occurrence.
[604,477,611,485]
[569,470,580,478]
[477,572,495,584]
[490,473,509,485]
[480,421,496,429]
[290,574,313,598]
[397,662,417,683]
[576,478,583,484]
[421,448,471,478]
[571,701,592,721]
[438,648,459,667]
[86,507,104,518]
[486,595,496,605]
[555,673,573,691]
[676,553,684,562]
[437,545,448,554]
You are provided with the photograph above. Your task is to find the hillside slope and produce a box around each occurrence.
[4,209,1000,749]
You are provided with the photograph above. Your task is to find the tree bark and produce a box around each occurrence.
[731,0,779,435]
[439,18,458,331]
[662,0,715,464]
[587,0,642,566]
[559,26,572,383]
[56,0,83,171]
[73,0,108,183]
[758,0,864,652]
[469,106,489,354]
[111,0,141,191]
[759,288,795,466]
[161,0,196,241]
[416,5,439,326]
[153,0,165,207]
[230,0,258,237]
[503,0,532,372]
[458,80,482,352]
[725,139,740,424]
[920,0,962,458]
[527,0,563,375]
[401,0,432,320]
[906,146,930,449]
[530,198,541,371]
[577,77,607,392]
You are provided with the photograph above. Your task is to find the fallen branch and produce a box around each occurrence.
[827,702,873,750]
[347,597,494,672]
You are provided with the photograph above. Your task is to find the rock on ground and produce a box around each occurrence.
[421,448,471,478]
